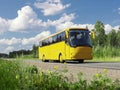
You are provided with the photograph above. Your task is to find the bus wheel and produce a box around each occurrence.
[59,54,65,63]
[78,59,84,63]
[42,55,48,62]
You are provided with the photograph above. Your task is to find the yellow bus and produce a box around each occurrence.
[38,28,92,63]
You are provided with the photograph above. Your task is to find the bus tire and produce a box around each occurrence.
[42,55,49,62]
[78,59,84,63]
[59,54,65,63]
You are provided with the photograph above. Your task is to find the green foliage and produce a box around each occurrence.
[0,60,21,90]
[0,60,120,90]
[94,21,106,46]
[0,60,69,90]
[93,46,120,58]
[107,29,117,47]
[116,28,120,46]
[92,21,120,59]
[32,44,38,58]
[9,50,32,58]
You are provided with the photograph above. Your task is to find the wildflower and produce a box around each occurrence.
[47,70,53,74]
[94,73,102,78]
[25,75,28,79]
[54,66,58,70]
[64,62,67,65]
[103,69,108,74]
[95,73,99,78]
[16,74,19,79]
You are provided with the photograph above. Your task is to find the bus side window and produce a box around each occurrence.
[61,32,65,40]
[49,37,52,44]
[52,35,57,43]
[42,41,45,46]
[39,42,42,47]
[57,33,61,42]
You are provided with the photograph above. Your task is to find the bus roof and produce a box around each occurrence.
[39,27,89,41]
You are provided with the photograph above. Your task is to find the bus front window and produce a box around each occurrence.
[69,30,92,47]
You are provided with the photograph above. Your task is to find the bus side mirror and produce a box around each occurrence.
[65,38,69,45]
[66,34,68,39]
[90,31,95,39]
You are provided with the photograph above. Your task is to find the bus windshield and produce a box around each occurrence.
[69,30,92,47]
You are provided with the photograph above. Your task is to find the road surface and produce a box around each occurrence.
[22,60,120,81]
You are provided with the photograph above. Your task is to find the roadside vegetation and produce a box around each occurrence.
[91,21,120,61]
[0,59,120,90]
[93,46,120,62]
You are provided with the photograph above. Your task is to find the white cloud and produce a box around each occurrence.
[0,31,50,46]
[0,17,9,34]
[4,46,14,53]
[9,6,38,32]
[0,31,50,53]
[105,24,113,33]
[0,5,51,33]
[105,24,120,34]
[0,37,21,45]
[113,25,120,32]
[118,8,120,14]
[48,13,75,31]
[0,5,75,33]
[34,0,70,16]
[22,31,51,45]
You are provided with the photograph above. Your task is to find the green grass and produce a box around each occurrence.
[92,57,120,62]
[0,59,120,90]
[93,46,120,62]
[14,54,38,60]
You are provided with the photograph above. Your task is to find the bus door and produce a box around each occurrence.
[65,38,70,60]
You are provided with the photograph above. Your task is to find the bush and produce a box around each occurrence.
[93,46,120,58]
[0,59,120,90]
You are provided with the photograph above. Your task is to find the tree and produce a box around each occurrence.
[107,29,117,47]
[116,26,120,47]
[94,21,106,46]
[32,44,38,58]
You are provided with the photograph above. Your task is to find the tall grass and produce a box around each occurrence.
[93,46,120,59]
[0,59,120,90]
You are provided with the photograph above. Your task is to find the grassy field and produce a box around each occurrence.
[0,59,120,90]
[92,57,120,62]
[91,46,120,62]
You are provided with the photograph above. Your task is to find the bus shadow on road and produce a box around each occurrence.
[65,61,103,64]
[44,60,103,64]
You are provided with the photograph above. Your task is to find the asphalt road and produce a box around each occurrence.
[24,59,120,70]
[22,59,120,81]
[67,61,120,70]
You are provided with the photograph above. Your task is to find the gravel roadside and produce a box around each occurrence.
[22,60,120,81]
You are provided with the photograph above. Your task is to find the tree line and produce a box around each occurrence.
[9,44,38,58]
[92,21,120,47]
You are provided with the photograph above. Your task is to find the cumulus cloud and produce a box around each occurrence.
[0,37,21,45]
[104,24,113,33]
[22,31,50,45]
[0,5,75,33]
[0,17,9,34]
[46,13,75,31]
[34,0,70,16]
[104,24,120,34]
[0,31,50,46]
[4,46,14,53]
[0,31,50,53]
[118,8,120,14]
[9,6,38,31]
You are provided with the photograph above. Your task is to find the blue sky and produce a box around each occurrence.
[0,0,120,54]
